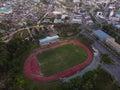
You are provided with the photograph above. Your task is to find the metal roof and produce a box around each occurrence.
[115,24,120,29]
[39,35,59,43]
[93,30,111,40]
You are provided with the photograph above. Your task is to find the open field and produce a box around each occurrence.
[24,40,93,82]
[37,44,87,76]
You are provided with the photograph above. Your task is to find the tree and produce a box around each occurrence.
[0,41,9,72]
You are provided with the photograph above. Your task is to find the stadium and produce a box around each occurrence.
[24,40,93,82]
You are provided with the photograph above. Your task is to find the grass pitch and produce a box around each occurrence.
[37,44,87,76]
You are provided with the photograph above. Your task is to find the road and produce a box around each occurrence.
[82,30,120,83]
[2,1,54,42]
[83,30,120,60]
[37,1,55,25]
[1,0,120,83]
[2,25,44,42]
[63,29,120,82]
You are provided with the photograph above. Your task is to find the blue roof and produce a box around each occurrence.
[93,30,111,40]
[39,35,59,43]
[0,7,12,14]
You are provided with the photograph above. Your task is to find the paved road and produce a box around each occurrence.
[101,64,120,83]
[64,30,120,82]
[82,30,120,61]
[82,31,120,83]
[2,2,54,42]
[2,25,44,42]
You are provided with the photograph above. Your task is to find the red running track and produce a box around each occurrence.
[24,40,93,82]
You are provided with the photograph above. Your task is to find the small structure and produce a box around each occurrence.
[39,35,59,46]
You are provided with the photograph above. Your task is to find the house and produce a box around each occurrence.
[109,17,120,22]
[73,0,80,3]
[71,15,82,24]
[61,14,68,19]
[39,35,59,46]
[54,19,64,23]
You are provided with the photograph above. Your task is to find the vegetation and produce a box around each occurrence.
[0,32,8,38]
[20,77,61,90]
[37,44,87,76]
[32,27,46,40]
[54,23,81,37]
[58,68,120,90]
[0,37,39,90]
[0,23,9,30]
[13,29,29,39]
[86,7,91,12]
[77,34,93,48]
[102,24,120,44]
[101,54,115,64]
[0,38,120,90]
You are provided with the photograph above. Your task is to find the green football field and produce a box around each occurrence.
[37,44,87,76]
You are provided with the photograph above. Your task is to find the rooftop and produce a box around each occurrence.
[93,30,112,41]
[39,35,59,43]
[0,7,12,14]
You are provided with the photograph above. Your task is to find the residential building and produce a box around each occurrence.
[71,15,82,24]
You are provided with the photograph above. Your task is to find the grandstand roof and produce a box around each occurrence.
[39,35,59,44]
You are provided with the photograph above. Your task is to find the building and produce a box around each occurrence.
[93,30,111,41]
[0,7,12,14]
[71,15,82,24]
[54,19,64,23]
[115,24,120,29]
[34,0,40,3]
[109,17,120,22]
[106,38,120,52]
[73,0,80,3]
[39,35,59,46]
[96,11,105,19]
[93,30,120,52]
